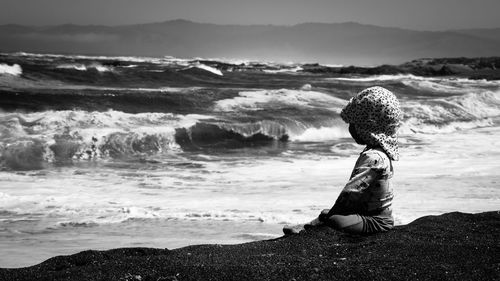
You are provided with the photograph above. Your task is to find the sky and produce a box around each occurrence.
[1,0,499,31]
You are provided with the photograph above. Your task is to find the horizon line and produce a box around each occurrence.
[1,19,499,32]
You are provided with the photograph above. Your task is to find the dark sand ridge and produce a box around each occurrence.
[0,211,498,281]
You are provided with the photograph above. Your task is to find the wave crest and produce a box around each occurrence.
[56,63,113,72]
[175,121,288,150]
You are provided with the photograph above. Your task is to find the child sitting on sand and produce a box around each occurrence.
[284,86,402,234]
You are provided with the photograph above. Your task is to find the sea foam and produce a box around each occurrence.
[56,63,113,72]
[292,126,349,142]
[0,63,22,76]
[329,74,500,87]
[214,89,346,112]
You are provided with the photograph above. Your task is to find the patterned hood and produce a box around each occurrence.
[340,86,403,161]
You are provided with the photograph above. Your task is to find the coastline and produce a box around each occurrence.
[1,211,498,281]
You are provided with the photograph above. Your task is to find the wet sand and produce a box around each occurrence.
[1,211,498,281]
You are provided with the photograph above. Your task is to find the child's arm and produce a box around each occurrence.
[326,167,383,216]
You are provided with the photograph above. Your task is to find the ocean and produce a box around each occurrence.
[1,52,499,268]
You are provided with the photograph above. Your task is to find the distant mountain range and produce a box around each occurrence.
[1,19,499,65]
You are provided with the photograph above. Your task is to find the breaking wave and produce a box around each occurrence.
[0,111,207,170]
[0,108,346,170]
[175,121,289,150]
[401,91,500,133]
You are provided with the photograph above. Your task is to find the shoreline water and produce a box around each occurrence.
[2,124,499,268]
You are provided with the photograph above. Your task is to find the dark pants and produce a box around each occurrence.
[318,208,394,234]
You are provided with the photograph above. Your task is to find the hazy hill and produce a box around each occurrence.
[1,20,499,65]
[451,28,500,42]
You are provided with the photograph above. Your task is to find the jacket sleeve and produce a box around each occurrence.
[327,151,387,216]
